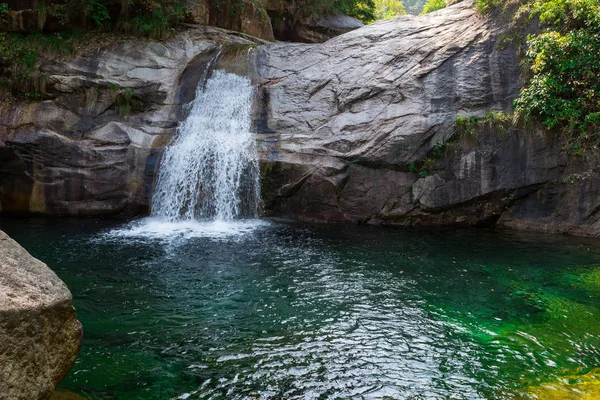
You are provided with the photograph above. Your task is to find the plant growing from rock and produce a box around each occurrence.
[34,0,49,30]
[110,85,142,116]
[514,0,600,153]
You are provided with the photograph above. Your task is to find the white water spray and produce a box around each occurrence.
[107,69,266,240]
[151,70,260,222]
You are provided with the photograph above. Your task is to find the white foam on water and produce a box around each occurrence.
[106,217,269,241]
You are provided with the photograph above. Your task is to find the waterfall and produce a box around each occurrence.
[151,70,260,222]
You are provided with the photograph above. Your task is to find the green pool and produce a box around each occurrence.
[2,217,600,399]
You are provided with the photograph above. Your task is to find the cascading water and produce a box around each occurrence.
[110,69,265,239]
[152,69,260,222]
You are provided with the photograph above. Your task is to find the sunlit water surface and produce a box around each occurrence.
[2,217,600,400]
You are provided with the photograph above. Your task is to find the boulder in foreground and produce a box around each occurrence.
[0,230,82,400]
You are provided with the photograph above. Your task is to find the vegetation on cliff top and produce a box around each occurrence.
[451,0,600,154]
[514,0,600,153]
[288,0,411,23]
[374,0,406,19]
[0,0,185,97]
[0,0,413,98]
[421,0,446,14]
[324,0,378,23]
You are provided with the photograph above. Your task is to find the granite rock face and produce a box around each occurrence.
[256,1,518,168]
[0,27,262,215]
[0,230,82,400]
[255,0,600,236]
[295,13,364,43]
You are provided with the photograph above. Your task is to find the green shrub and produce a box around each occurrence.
[455,111,512,141]
[49,0,184,33]
[515,29,600,152]
[331,0,377,23]
[420,0,446,14]
[283,0,376,24]
[475,0,600,153]
[474,0,503,14]
[53,0,111,27]
[0,0,186,99]
[0,3,8,24]
[0,30,81,97]
[512,0,600,152]
[529,0,600,31]
[131,2,184,40]
[87,0,110,26]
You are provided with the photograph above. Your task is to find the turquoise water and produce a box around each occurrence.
[2,217,600,399]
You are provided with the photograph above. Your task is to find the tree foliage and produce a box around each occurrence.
[0,30,78,98]
[272,0,376,24]
[331,0,376,22]
[0,0,185,99]
[474,0,600,152]
[2,0,185,38]
[513,0,600,152]
[420,0,446,14]
[401,0,426,14]
[375,0,406,19]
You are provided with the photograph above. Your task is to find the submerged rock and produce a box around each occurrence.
[50,389,89,400]
[0,230,82,400]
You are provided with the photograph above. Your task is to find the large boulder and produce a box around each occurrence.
[256,1,518,170]
[193,0,363,42]
[269,12,364,43]
[0,230,82,400]
[204,0,276,41]
[295,13,364,43]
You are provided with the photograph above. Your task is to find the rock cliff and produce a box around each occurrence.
[0,27,262,215]
[0,230,82,400]
[0,1,599,236]
[255,1,600,236]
